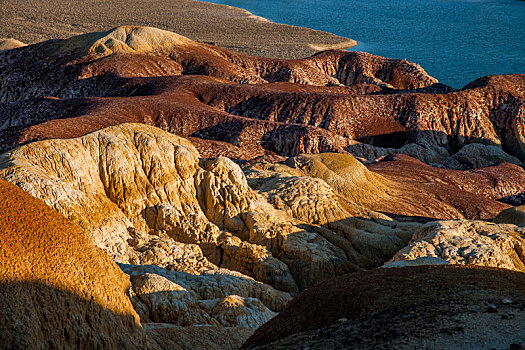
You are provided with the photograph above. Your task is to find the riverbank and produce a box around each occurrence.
[0,0,355,59]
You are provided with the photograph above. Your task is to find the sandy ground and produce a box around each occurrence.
[0,0,355,59]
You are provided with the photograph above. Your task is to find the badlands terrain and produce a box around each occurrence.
[1,24,525,349]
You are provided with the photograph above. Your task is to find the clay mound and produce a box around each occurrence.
[243,266,525,349]
[285,153,390,205]
[0,38,26,51]
[0,179,145,348]
[271,153,522,220]
[58,26,195,57]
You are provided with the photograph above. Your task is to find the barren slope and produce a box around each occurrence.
[0,179,145,348]
[243,266,525,349]
[2,25,525,349]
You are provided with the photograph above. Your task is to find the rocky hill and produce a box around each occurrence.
[1,26,525,348]
[2,122,525,348]
[0,27,524,172]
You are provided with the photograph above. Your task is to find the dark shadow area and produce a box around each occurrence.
[0,280,145,349]
[145,323,252,350]
[242,265,525,349]
[499,192,525,206]
[377,212,435,223]
[369,82,457,95]
[190,120,245,146]
[0,96,94,127]
[181,61,211,76]
[225,96,275,120]
[260,126,518,165]
[355,131,412,148]
[261,66,293,83]
[261,125,321,157]
[78,74,182,98]
[346,129,514,161]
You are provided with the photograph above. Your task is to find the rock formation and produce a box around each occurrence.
[248,153,525,221]
[0,26,446,158]
[386,220,525,271]
[0,123,355,305]
[0,123,306,291]
[365,154,525,219]
[0,27,524,171]
[125,266,278,328]
[1,25,525,349]
[0,179,146,348]
[243,266,525,349]
[3,122,521,287]
[2,123,524,286]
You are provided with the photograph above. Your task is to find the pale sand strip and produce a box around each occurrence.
[0,0,355,59]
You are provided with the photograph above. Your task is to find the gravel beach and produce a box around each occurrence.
[0,0,355,58]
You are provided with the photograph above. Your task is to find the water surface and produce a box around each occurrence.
[205,0,525,87]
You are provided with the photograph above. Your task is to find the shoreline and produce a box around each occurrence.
[219,4,272,23]
[0,0,356,59]
[197,0,357,53]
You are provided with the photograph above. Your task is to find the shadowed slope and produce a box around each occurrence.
[243,266,525,349]
[0,179,145,348]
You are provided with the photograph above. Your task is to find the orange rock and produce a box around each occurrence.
[0,179,145,348]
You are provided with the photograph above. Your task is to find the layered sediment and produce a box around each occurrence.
[0,179,145,348]
[1,25,525,349]
[1,27,523,172]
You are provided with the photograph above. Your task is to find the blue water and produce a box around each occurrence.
[205,0,525,88]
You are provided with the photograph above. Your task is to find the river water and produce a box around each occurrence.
[205,0,525,88]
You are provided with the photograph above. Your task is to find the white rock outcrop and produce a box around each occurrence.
[387,220,525,271]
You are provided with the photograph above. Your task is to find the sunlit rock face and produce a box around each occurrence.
[0,124,394,292]
[0,178,146,349]
[385,220,525,272]
[3,123,525,291]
